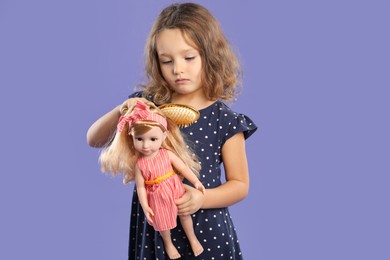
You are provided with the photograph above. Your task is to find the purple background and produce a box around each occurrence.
[1,0,389,259]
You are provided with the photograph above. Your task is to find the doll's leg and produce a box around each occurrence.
[159,230,181,259]
[179,215,204,257]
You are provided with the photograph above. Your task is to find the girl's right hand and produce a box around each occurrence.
[119,97,150,115]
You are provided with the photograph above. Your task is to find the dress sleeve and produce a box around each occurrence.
[219,104,258,144]
[128,91,144,98]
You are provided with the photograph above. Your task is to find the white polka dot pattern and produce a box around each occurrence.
[128,96,257,259]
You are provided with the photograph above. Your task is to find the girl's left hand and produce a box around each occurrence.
[176,184,205,216]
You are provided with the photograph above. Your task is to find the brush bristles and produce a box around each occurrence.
[159,104,200,128]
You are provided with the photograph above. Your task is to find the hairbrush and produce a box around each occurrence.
[159,103,200,128]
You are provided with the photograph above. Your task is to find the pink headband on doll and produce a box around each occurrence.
[117,101,168,132]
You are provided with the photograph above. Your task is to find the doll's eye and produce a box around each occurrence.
[151,138,158,141]
[136,137,143,141]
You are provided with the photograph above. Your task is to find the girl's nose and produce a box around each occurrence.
[173,61,183,75]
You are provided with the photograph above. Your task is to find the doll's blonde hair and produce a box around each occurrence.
[99,100,200,184]
[142,2,241,105]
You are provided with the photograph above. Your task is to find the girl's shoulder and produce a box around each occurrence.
[200,100,258,140]
[200,100,242,115]
[128,91,145,99]
[201,100,250,122]
[128,91,155,102]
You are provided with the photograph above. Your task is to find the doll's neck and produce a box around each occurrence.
[140,148,162,159]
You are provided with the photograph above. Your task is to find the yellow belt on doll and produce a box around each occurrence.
[145,171,175,185]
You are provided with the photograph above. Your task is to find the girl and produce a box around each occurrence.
[100,100,205,259]
[87,3,257,259]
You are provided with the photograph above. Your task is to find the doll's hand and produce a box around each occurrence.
[119,97,150,115]
[194,181,206,194]
[176,184,205,216]
[143,206,155,225]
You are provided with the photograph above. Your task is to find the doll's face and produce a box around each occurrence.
[132,126,167,158]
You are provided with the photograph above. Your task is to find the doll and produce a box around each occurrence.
[99,100,205,259]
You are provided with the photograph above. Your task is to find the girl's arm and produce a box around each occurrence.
[203,132,249,207]
[176,132,249,215]
[86,105,121,148]
[168,150,205,194]
[135,165,154,224]
[86,97,150,147]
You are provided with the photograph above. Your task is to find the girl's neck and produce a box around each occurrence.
[171,92,216,111]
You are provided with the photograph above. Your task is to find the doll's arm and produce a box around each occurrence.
[135,165,154,224]
[86,97,150,147]
[167,150,205,194]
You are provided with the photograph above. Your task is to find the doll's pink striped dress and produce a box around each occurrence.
[137,148,185,231]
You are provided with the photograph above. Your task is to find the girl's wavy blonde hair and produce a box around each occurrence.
[142,2,241,105]
[99,100,200,184]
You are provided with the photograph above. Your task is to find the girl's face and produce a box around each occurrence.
[156,29,203,99]
[132,126,166,158]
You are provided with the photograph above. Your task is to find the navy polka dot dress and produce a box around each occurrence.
[128,93,257,259]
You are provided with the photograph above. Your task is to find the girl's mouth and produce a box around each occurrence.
[175,79,189,84]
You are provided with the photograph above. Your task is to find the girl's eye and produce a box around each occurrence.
[136,138,143,141]
[151,138,158,141]
[185,56,195,61]
[161,60,172,64]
